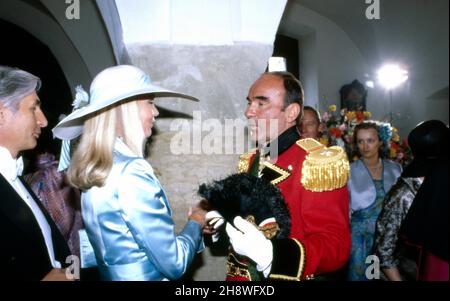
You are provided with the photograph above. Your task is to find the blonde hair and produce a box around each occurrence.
[68,100,145,190]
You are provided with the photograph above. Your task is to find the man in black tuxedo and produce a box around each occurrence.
[0,66,71,280]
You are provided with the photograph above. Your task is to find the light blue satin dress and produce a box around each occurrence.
[81,138,204,280]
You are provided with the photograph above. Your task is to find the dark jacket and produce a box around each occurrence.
[0,174,70,280]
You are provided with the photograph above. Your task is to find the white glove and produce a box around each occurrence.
[225,216,273,276]
[205,210,225,229]
[205,210,225,243]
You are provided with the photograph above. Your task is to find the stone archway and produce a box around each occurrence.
[0,0,118,159]
[0,0,118,100]
[0,18,72,156]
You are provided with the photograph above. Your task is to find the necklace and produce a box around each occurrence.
[365,158,382,172]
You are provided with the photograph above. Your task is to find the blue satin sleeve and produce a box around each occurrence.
[117,158,203,280]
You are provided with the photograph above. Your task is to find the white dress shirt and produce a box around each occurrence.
[0,146,61,268]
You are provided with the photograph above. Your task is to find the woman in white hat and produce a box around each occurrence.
[53,65,206,281]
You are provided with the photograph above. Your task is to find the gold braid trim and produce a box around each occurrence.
[296,138,350,192]
[227,253,252,280]
[237,148,257,173]
[261,161,291,185]
[245,215,280,240]
[270,239,306,281]
[258,222,280,240]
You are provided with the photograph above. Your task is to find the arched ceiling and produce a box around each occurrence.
[0,0,118,94]
[280,0,379,66]
[281,0,449,70]
[279,0,449,129]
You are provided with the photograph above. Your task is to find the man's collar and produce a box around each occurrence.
[0,146,24,181]
[261,126,300,159]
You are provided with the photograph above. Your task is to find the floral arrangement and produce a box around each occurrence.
[320,105,413,166]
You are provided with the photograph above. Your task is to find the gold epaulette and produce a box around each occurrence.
[296,138,349,192]
[237,148,257,173]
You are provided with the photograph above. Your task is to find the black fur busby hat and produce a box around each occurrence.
[403,120,449,177]
[198,173,290,239]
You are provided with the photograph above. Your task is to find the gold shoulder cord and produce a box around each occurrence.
[237,148,257,173]
[296,138,350,192]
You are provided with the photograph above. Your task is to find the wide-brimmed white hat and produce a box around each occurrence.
[52,65,198,140]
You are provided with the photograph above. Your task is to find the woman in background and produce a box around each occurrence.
[347,121,402,281]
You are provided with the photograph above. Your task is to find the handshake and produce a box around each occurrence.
[189,200,274,273]
[210,213,274,275]
[193,173,292,276]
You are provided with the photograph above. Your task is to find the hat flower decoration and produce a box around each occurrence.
[72,85,90,110]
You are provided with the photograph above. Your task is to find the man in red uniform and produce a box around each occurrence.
[225,71,351,280]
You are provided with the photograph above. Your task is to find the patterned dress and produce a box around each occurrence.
[348,180,385,281]
[374,177,423,280]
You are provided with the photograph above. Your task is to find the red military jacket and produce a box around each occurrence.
[238,127,351,280]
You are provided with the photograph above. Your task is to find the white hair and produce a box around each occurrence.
[0,65,41,111]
